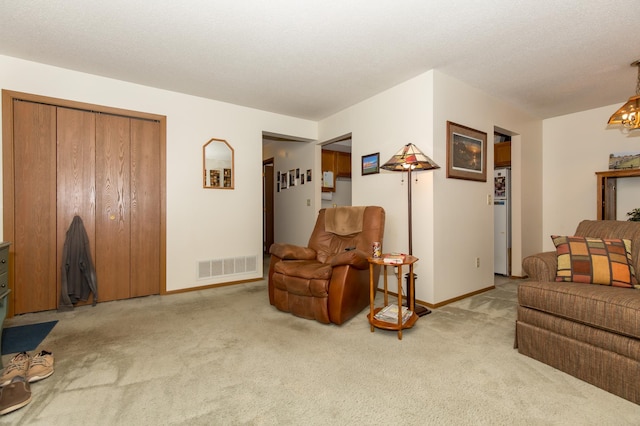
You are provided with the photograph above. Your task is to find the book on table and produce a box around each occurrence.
[382,253,405,264]
[374,304,413,324]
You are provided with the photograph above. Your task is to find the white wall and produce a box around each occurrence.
[319,70,543,306]
[320,72,440,302]
[319,71,435,264]
[320,179,352,209]
[542,105,640,251]
[0,55,317,292]
[432,71,542,302]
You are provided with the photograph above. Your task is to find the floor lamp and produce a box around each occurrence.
[381,143,440,317]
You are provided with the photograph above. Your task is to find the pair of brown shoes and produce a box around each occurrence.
[0,377,31,415]
[0,351,54,386]
[0,351,54,415]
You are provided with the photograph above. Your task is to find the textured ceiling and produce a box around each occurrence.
[1,0,639,120]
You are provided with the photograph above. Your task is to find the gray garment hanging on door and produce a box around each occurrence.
[59,215,98,311]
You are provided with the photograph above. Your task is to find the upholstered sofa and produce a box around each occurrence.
[516,220,640,404]
[268,206,385,325]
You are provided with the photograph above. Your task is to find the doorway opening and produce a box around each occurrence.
[263,157,274,254]
[493,126,514,277]
[262,132,315,254]
[320,134,352,209]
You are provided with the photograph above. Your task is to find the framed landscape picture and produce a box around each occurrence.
[361,152,380,176]
[446,121,487,182]
[609,151,640,170]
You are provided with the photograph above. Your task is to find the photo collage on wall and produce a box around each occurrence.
[277,168,311,192]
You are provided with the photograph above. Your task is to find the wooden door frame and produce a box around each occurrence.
[2,90,167,316]
[263,158,275,255]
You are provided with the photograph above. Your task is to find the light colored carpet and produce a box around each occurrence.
[1,275,639,425]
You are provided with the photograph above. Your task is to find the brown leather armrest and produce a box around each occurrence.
[269,243,316,260]
[330,249,369,270]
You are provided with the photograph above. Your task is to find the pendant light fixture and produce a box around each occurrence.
[608,60,640,131]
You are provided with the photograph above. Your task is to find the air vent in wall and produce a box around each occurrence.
[197,255,258,280]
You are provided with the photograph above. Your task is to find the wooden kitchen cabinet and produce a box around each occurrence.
[322,150,351,192]
[494,141,511,167]
[336,151,351,178]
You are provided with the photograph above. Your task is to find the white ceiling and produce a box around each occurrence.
[1,1,639,121]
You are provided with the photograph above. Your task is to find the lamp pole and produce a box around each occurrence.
[407,166,413,255]
[406,166,431,316]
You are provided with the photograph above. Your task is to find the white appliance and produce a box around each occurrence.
[494,168,511,275]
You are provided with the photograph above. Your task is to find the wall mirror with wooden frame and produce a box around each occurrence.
[203,138,234,189]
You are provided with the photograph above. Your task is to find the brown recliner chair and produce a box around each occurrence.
[268,206,385,325]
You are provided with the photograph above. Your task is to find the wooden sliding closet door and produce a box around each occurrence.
[95,114,131,302]
[12,101,58,314]
[56,107,97,306]
[94,116,161,300]
[4,90,165,315]
[130,118,161,297]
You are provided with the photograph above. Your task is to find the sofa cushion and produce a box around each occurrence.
[518,280,640,340]
[552,235,636,288]
[517,306,640,362]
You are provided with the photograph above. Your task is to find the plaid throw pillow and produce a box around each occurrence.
[552,235,636,288]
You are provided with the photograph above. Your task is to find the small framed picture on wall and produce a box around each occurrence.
[361,152,380,176]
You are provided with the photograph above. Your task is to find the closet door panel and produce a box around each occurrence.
[130,119,160,297]
[56,107,97,306]
[13,101,57,313]
[96,114,131,301]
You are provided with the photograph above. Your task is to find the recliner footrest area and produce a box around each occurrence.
[273,260,332,281]
[271,287,330,324]
[272,260,332,299]
[272,275,330,298]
